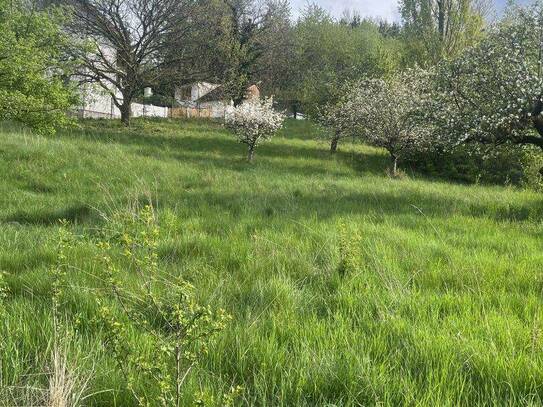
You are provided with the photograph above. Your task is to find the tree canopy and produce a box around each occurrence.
[427,3,543,155]
[65,0,200,125]
[0,0,76,134]
[290,5,403,117]
[323,69,432,174]
[399,0,486,64]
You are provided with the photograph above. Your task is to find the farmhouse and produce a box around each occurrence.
[173,82,260,118]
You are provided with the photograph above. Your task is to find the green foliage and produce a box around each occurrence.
[136,94,176,108]
[405,143,543,188]
[0,0,77,134]
[0,271,7,318]
[0,269,7,373]
[337,223,361,277]
[399,0,485,65]
[95,204,231,406]
[194,385,244,407]
[292,6,403,117]
[51,221,73,321]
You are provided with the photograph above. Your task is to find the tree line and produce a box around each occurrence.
[2,0,543,185]
[1,0,488,128]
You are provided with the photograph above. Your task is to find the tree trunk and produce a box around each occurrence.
[120,102,132,127]
[248,144,255,162]
[437,0,445,40]
[391,155,398,177]
[330,133,340,154]
[532,108,543,139]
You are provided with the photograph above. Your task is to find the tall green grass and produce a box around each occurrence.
[0,118,542,406]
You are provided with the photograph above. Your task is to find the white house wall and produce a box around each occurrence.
[174,82,221,106]
[76,44,168,119]
[80,85,120,118]
[191,82,220,101]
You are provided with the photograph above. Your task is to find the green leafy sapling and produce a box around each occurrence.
[96,205,231,407]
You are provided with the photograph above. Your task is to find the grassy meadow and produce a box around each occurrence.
[0,118,542,406]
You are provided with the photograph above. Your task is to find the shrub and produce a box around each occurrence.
[95,204,231,406]
[225,98,285,161]
[337,223,361,277]
[405,143,543,188]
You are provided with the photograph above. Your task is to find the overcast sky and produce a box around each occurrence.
[290,0,400,21]
[288,0,524,21]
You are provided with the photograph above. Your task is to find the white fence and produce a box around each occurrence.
[76,91,169,119]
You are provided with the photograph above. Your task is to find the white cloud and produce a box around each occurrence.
[290,0,400,21]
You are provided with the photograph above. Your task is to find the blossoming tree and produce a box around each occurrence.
[225,98,285,162]
[317,91,361,153]
[342,69,432,176]
[428,3,543,160]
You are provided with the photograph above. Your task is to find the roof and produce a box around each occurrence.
[177,81,219,89]
[194,84,260,103]
[196,85,227,103]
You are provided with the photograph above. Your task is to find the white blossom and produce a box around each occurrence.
[225,98,285,161]
[426,2,543,153]
[319,68,434,175]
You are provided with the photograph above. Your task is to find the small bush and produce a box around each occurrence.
[404,143,543,188]
[95,204,231,406]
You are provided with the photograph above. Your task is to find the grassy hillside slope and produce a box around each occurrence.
[1,119,542,406]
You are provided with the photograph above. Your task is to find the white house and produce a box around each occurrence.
[174,82,260,119]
